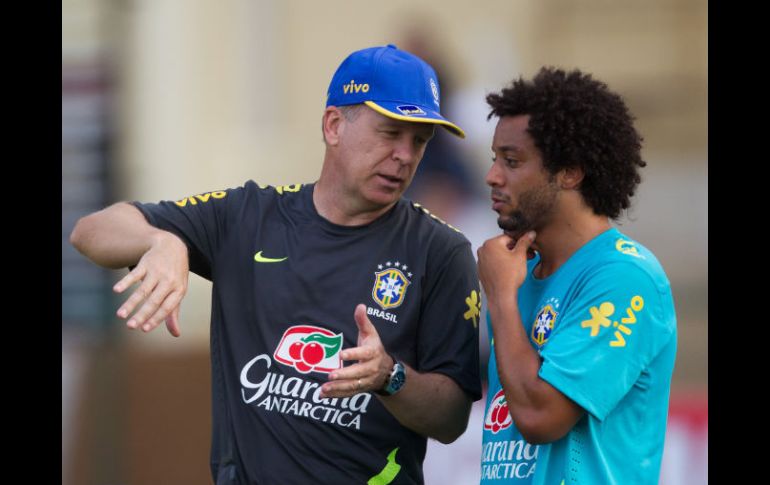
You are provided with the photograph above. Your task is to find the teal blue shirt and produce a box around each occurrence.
[481,228,677,484]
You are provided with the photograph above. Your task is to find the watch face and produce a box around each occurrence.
[391,371,405,389]
[387,362,406,394]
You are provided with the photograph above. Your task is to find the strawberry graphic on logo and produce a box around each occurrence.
[484,389,513,434]
[274,325,344,374]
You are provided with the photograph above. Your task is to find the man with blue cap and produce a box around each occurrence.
[71,44,481,484]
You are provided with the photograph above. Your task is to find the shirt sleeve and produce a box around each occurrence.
[537,262,676,420]
[415,241,482,401]
[131,187,243,280]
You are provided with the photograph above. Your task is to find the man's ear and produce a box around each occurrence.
[559,166,584,190]
[322,107,344,146]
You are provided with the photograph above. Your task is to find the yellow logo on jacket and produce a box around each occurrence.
[464,290,481,328]
[343,80,369,94]
[174,191,226,207]
[581,295,645,347]
[615,238,644,259]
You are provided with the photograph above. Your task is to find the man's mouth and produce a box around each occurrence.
[377,174,403,186]
[491,194,508,211]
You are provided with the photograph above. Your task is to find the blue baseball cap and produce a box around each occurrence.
[326,44,465,138]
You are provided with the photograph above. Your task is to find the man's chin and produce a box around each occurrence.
[497,218,523,238]
[498,222,532,246]
[365,186,403,207]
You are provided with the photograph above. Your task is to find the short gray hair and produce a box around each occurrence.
[322,104,367,143]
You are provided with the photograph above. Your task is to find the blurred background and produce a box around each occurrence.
[62,0,707,483]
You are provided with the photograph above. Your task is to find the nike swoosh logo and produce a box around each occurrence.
[254,251,288,263]
[368,447,401,485]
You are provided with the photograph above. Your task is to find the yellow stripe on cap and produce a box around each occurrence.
[364,101,466,138]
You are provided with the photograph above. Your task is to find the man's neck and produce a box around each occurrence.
[532,210,611,279]
[313,178,396,227]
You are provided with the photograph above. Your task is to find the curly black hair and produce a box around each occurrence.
[486,67,645,219]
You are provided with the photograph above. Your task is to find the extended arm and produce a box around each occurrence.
[377,359,472,444]
[70,202,172,268]
[478,232,584,444]
[322,304,472,444]
[70,202,190,336]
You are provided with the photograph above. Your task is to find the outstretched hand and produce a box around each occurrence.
[322,304,393,398]
[113,232,189,337]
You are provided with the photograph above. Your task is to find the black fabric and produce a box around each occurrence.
[132,181,481,485]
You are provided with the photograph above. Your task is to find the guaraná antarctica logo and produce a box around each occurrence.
[484,389,513,434]
[240,324,371,430]
[273,325,343,374]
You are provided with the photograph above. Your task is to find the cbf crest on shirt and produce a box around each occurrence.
[372,262,412,310]
[531,305,557,347]
[530,297,561,348]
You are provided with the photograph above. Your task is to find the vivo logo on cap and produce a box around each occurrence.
[397,105,426,116]
[343,80,369,94]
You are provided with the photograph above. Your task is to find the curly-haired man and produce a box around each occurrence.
[477,67,677,484]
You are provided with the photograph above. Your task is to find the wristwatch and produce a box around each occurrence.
[376,355,406,396]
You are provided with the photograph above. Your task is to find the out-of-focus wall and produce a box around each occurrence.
[110,0,707,360]
[63,1,707,483]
